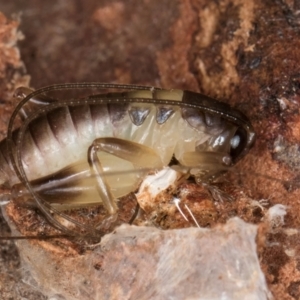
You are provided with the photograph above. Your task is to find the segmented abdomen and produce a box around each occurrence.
[0,87,243,187]
[0,101,215,186]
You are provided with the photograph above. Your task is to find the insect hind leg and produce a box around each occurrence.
[88,137,164,223]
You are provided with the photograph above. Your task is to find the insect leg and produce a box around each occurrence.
[178,151,232,180]
[88,137,164,215]
[174,151,234,203]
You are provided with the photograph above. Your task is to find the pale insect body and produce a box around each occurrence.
[0,83,255,238]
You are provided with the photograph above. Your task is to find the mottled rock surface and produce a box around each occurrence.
[3,216,271,300]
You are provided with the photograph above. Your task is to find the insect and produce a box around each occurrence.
[0,83,255,239]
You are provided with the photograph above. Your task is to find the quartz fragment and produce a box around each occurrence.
[3,213,271,300]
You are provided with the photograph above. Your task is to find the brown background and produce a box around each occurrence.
[0,0,300,299]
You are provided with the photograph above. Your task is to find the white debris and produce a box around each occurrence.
[266,204,287,228]
[137,167,178,198]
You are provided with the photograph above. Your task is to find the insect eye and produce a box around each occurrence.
[230,127,247,162]
[230,135,240,149]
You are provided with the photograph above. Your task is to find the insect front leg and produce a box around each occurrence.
[178,151,232,181]
[173,150,234,206]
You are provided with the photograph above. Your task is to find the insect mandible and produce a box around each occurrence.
[0,83,255,239]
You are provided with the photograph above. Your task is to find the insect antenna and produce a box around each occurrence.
[0,234,71,240]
